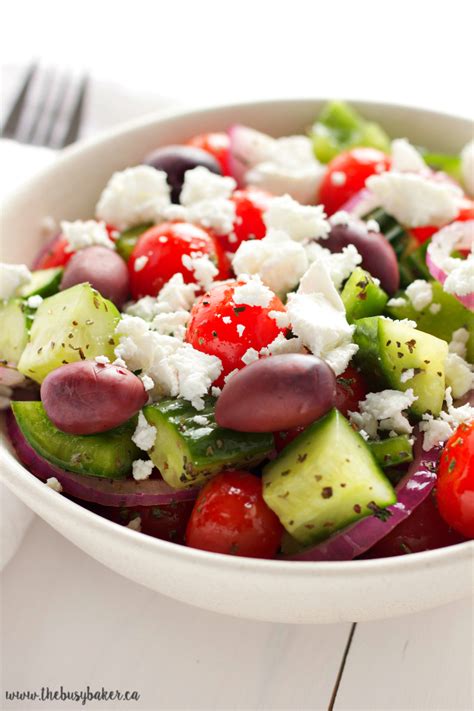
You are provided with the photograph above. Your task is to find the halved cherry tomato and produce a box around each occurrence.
[34,224,118,269]
[186,132,231,175]
[129,222,229,299]
[410,198,474,244]
[185,279,286,386]
[436,422,474,539]
[221,187,273,253]
[319,148,391,215]
[334,366,369,416]
[186,470,283,558]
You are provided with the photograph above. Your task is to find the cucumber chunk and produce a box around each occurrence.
[0,299,29,366]
[341,267,388,323]
[116,223,152,262]
[143,398,274,489]
[385,281,474,362]
[11,401,139,479]
[262,409,395,545]
[17,267,63,299]
[369,435,413,468]
[354,316,448,416]
[17,283,120,383]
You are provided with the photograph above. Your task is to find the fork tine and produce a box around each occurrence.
[33,71,70,148]
[56,75,89,149]
[1,63,38,139]
[22,67,58,146]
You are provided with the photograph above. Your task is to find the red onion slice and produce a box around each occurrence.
[6,409,199,507]
[282,434,440,562]
[426,220,474,310]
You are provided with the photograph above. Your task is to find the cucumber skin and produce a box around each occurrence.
[11,401,139,479]
[263,409,396,545]
[341,268,388,323]
[0,299,29,366]
[369,435,414,468]
[116,224,153,262]
[354,316,448,417]
[144,398,274,489]
[18,267,63,299]
[385,281,474,363]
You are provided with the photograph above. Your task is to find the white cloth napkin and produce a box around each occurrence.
[0,74,180,570]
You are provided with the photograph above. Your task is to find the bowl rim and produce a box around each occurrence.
[1,96,473,575]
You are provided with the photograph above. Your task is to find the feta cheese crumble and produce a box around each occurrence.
[0,263,31,300]
[115,315,222,410]
[245,135,325,205]
[126,274,198,322]
[61,220,115,253]
[180,166,236,204]
[268,310,290,329]
[132,459,154,481]
[390,138,427,173]
[46,477,63,492]
[232,229,308,296]
[349,388,418,439]
[263,194,330,242]
[444,352,474,399]
[304,241,362,290]
[236,323,246,337]
[366,172,463,228]
[420,387,474,451]
[96,166,171,230]
[427,221,474,298]
[448,327,470,359]
[242,347,259,365]
[400,368,415,383]
[132,411,157,451]
[95,355,110,365]
[405,279,433,311]
[429,303,441,314]
[232,274,274,308]
[387,296,407,308]
[181,253,218,290]
[285,260,357,375]
[26,294,43,309]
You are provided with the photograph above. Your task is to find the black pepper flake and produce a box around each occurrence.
[297,453,308,463]
[368,501,392,521]
[315,474,322,481]
[72,320,78,326]
[437,371,442,377]
[93,296,101,309]
[424,359,431,364]
[203,301,210,306]
[68,333,74,339]
[353,504,361,514]
[37,347,43,354]
[212,331,218,337]
[278,491,290,500]
[50,341,55,349]
[108,337,115,345]
[396,341,401,348]
[280,469,291,477]
[405,339,416,353]
[356,278,369,290]
[304,523,314,529]
[397,352,404,358]
[233,306,246,315]
[61,360,68,364]
[386,340,392,346]
[288,520,294,526]
[321,487,333,499]
[340,483,346,487]
[79,349,86,360]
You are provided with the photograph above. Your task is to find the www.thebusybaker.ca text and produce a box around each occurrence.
[5,686,140,706]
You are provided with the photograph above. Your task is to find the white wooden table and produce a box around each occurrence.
[1,518,472,710]
[1,5,473,705]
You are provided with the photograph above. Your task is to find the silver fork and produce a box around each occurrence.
[1,63,88,149]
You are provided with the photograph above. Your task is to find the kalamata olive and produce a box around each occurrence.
[41,361,147,434]
[215,354,337,432]
[325,221,400,294]
[60,246,129,308]
[143,145,222,202]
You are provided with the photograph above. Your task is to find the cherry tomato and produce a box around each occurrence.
[334,366,369,417]
[410,198,474,244]
[129,222,229,299]
[220,187,273,253]
[365,491,466,557]
[319,148,391,215]
[185,280,286,386]
[436,422,474,539]
[187,132,231,175]
[34,224,119,270]
[186,470,283,558]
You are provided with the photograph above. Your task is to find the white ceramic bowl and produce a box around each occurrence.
[1,99,473,624]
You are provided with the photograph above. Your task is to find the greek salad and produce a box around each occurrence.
[1,101,473,560]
